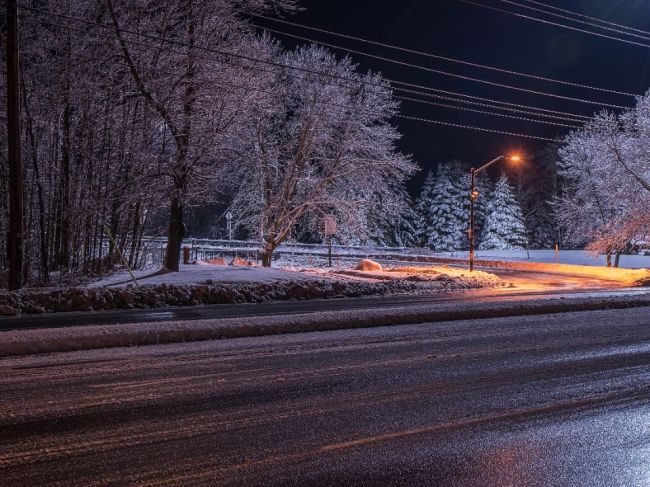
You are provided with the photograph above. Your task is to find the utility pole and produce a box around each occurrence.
[6,0,24,290]
[468,168,477,273]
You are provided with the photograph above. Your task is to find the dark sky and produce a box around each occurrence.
[256,0,650,194]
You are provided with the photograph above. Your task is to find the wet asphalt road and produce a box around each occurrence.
[1,306,650,486]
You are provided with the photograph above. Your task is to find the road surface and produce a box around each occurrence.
[1,307,649,486]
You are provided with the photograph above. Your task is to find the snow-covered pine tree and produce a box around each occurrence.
[414,171,436,246]
[416,162,493,251]
[426,163,465,251]
[374,187,419,247]
[479,174,529,250]
[510,145,560,248]
[457,169,492,249]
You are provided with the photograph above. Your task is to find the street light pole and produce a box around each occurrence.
[468,167,477,273]
[468,154,521,272]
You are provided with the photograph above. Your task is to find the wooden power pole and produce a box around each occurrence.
[6,0,24,290]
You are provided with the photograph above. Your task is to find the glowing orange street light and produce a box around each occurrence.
[468,154,523,272]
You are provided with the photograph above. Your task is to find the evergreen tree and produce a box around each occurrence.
[415,162,492,251]
[479,175,529,250]
[458,170,492,249]
[426,163,465,251]
[414,171,436,246]
[510,144,561,248]
[366,187,419,247]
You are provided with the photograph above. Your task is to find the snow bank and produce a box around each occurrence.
[0,279,419,317]
[2,294,649,357]
[0,264,507,317]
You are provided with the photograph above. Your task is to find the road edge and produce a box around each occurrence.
[1,294,649,358]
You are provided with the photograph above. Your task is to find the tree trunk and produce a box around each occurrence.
[164,195,185,271]
[58,33,72,271]
[261,241,276,268]
[614,251,621,268]
[606,250,612,268]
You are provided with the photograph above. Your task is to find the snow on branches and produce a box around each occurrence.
[557,91,650,264]
[226,45,417,266]
[479,175,528,250]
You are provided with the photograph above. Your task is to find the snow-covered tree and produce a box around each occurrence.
[556,90,650,264]
[479,175,528,250]
[510,144,561,249]
[416,162,490,251]
[414,171,435,246]
[228,45,417,266]
[368,187,419,248]
[425,163,465,251]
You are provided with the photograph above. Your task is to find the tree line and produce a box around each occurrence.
[413,156,557,252]
[0,0,416,285]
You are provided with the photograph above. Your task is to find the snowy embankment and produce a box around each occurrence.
[0,264,505,317]
[2,294,650,357]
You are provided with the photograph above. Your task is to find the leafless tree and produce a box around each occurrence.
[227,45,416,266]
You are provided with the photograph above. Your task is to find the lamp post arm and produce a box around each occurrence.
[474,155,505,175]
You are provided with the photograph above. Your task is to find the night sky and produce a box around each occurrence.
[255,0,650,193]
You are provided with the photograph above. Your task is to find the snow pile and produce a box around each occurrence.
[0,264,507,317]
[389,266,506,288]
[355,259,383,271]
[0,280,419,316]
[333,265,507,290]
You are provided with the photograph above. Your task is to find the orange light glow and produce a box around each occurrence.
[509,154,522,162]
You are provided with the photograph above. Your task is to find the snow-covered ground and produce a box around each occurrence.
[0,262,507,317]
[434,249,650,269]
[90,264,322,288]
[172,239,650,270]
[90,261,505,289]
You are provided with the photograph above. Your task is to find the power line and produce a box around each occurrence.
[517,0,650,37]
[395,95,581,128]
[256,24,631,110]
[395,88,586,123]
[248,11,636,97]
[35,41,578,135]
[18,6,568,142]
[395,114,558,141]
[459,0,650,49]
[26,12,595,125]
[18,4,630,111]
[499,0,650,41]
[391,80,592,120]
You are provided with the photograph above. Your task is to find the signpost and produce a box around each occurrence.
[324,215,337,267]
[225,211,233,241]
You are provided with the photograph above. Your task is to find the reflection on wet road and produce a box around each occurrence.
[1,307,649,485]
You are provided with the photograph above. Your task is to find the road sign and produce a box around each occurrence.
[324,216,337,237]
[226,211,233,240]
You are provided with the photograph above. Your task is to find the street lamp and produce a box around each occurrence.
[468,154,521,272]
